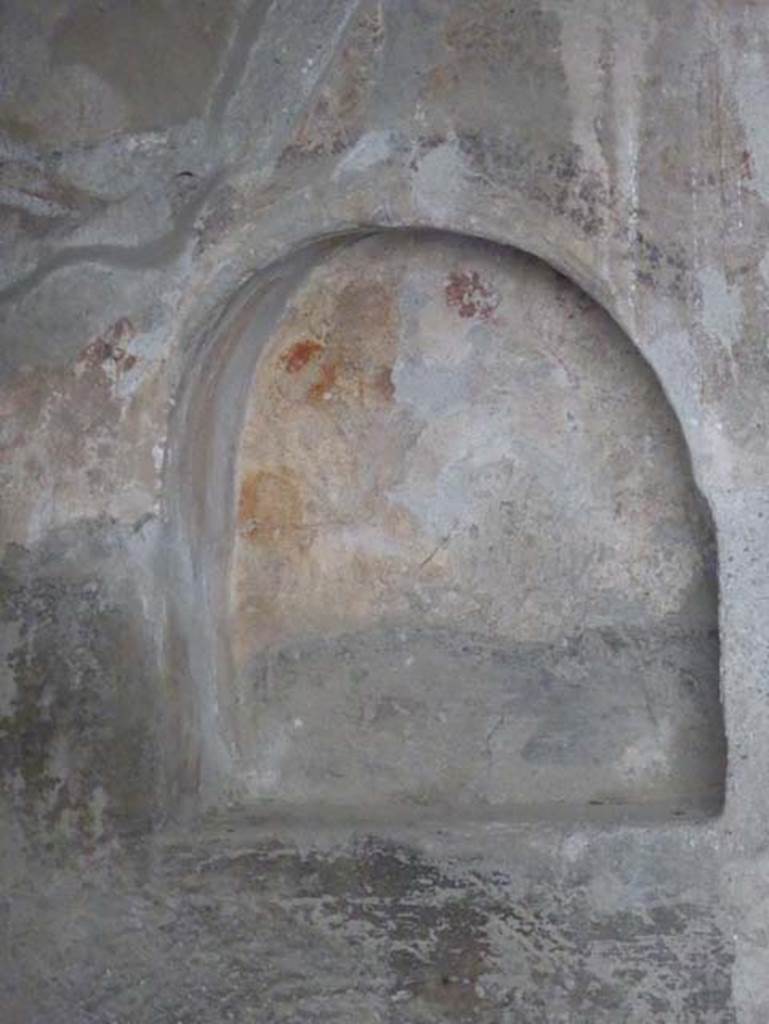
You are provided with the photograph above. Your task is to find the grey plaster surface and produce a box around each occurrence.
[3,819,734,1024]
[1,0,768,1020]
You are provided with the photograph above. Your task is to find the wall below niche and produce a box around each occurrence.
[223,233,725,820]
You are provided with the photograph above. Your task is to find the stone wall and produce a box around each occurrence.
[2,1,769,1020]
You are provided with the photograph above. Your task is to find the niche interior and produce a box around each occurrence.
[179,232,725,823]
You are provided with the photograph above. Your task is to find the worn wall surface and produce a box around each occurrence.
[2,1,769,1021]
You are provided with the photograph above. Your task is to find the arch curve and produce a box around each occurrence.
[163,227,725,823]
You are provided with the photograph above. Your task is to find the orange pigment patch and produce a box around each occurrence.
[305,359,395,407]
[307,362,339,404]
[238,468,305,543]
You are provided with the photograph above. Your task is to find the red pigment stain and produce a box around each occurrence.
[445,271,500,321]
[79,318,138,368]
[281,339,325,374]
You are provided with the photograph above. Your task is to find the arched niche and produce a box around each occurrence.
[167,230,725,823]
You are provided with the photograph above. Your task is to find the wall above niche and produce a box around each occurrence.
[174,231,725,824]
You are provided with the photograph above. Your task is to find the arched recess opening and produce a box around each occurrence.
[168,230,725,823]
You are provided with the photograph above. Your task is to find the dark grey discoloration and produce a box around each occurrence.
[51,0,240,133]
[0,519,161,842]
[244,625,724,816]
[2,826,735,1023]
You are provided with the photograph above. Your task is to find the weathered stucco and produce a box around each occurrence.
[2,1,769,1021]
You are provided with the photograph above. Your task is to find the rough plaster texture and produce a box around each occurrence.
[1,0,768,1020]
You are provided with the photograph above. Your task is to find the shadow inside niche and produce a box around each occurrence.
[237,623,724,826]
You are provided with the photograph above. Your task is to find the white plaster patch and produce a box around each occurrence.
[541,0,607,175]
[152,441,166,474]
[243,725,291,797]
[607,11,648,317]
[333,130,393,178]
[114,324,169,400]
[620,723,672,782]
[699,265,740,352]
[561,832,589,863]
[699,412,768,490]
[411,140,465,223]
